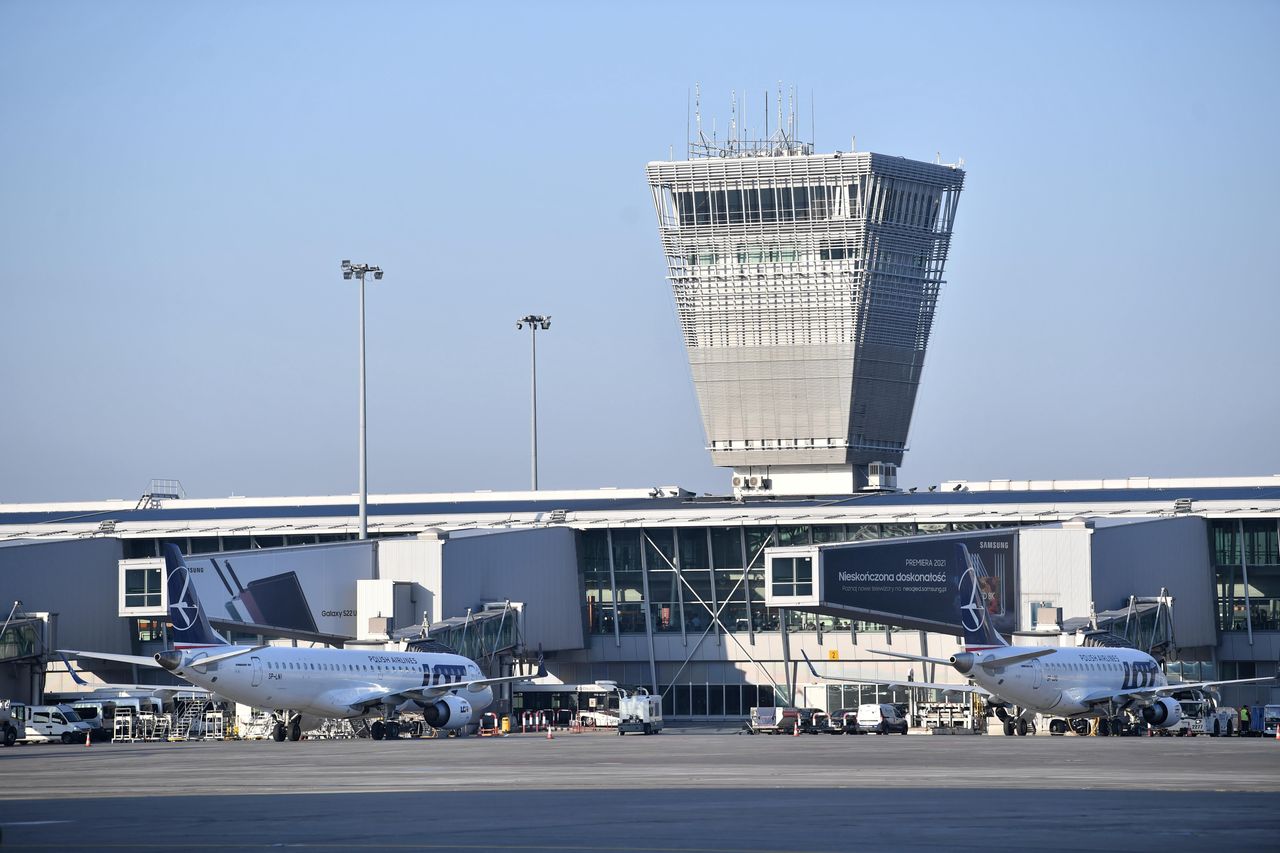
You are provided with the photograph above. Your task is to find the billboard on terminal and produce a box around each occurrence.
[177,544,373,638]
[820,531,1017,635]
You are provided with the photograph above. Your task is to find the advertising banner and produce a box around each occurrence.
[176,543,373,638]
[820,532,1017,634]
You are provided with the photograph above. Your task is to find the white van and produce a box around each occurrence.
[20,704,94,744]
[857,703,909,735]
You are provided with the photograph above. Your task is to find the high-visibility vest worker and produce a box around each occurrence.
[1240,706,1251,726]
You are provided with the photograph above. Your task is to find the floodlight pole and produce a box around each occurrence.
[341,260,383,539]
[516,315,551,491]
[0,600,22,645]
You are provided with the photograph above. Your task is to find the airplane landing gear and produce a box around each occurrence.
[1003,720,1016,736]
[370,720,385,740]
[272,711,302,742]
[1016,716,1030,736]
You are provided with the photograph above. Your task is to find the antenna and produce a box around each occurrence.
[776,81,783,143]
[764,89,768,139]
[686,88,690,159]
[729,89,737,151]
[788,85,795,141]
[695,81,702,141]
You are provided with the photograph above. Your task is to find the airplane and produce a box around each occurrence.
[804,542,1275,736]
[63,545,544,742]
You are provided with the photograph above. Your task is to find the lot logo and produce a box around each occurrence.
[957,564,987,634]
[168,565,200,631]
[1122,660,1162,690]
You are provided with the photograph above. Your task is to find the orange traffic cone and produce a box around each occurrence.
[546,725,554,740]
[84,730,91,747]
[792,719,799,737]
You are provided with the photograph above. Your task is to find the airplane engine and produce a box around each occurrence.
[1141,697,1183,728]
[420,695,473,730]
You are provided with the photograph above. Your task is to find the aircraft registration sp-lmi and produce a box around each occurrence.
[805,543,1275,735]
[63,545,543,741]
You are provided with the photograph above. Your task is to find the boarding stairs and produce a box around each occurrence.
[172,700,207,740]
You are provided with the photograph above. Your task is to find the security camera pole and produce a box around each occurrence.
[516,314,551,490]
[341,260,383,539]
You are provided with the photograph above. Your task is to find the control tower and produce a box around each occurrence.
[646,97,964,496]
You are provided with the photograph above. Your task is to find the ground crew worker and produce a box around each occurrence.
[1240,705,1251,734]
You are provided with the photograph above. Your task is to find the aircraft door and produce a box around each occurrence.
[251,656,262,687]
[1031,659,1043,690]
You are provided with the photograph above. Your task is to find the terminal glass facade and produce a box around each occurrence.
[1212,519,1280,632]
[576,522,1015,639]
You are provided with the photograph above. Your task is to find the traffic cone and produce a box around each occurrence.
[84,730,91,747]
[546,725,554,740]
[792,719,799,737]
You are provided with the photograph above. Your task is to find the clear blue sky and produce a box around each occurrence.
[2,0,1277,503]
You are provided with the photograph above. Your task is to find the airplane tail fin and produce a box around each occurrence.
[956,543,1008,651]
[163,544,228,649]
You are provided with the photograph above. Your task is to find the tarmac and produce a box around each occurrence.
[2,725,1278,851]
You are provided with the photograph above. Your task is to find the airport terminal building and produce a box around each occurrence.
[2,125,1277,718]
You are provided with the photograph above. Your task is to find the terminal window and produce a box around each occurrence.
[771,557,813,598]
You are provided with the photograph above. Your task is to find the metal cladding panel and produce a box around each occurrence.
[647,150,963,470]
[1017,527,1095,631]
[691,343,853,463]
[1090,517,1217,650]
[0,538,128,653]
[440,528,584,651]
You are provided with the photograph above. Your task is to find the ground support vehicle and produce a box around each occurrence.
[19,704,94,744]
[742,706,783,734]
[617,688,663,735]
[1261,704,1280,738]
[1204,706,1238,737]
[857,703,909,735]
[1,700,26,747]
[826,708,862,734]
[741,707,821,734]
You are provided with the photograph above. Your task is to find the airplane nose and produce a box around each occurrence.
[950,652,974,675]
[155,651,183,671]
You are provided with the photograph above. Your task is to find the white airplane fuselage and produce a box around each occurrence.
[965,645,1167,717]
[170,646,493,720]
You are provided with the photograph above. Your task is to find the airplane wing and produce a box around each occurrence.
[802,652,985,695]
[341,661,549,713]
[59,649,162,668]
[1076,675,1278,708]
[60,652,210,696]
[868,649,954,666]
